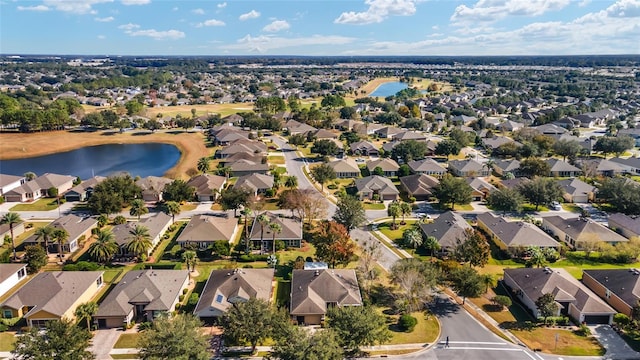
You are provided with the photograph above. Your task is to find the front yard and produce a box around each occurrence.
[10,198,61,211]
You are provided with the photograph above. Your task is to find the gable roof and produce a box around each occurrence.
[6,173,75,196]
[328,159,360,174]
[135,176,172,194]
[194,269,274,316]
[290,269,362,315]
[448,159,484,172]
[608,213,640,238]
[493,159,521,172]
[419,211,472,249]
[407,159,447,173]
[399,174,439,197]
[249,212,303,240]
[545,159,581,173]
[96,270,189,317]
[177,213,238,243]
[0,264,27,285]
[583,269,640,309]
[478,212,559,248]
[544,216,628,244]
[366,158,400,172]
[349,141,378,153]
[354,175,399,195]
[25,214,97,244]
[234,173,274,192]
[466,177,498,193]
[67,176,106,195]
[229,159,270,172]
[0,174,24,188]
[557,178,596,197]
[392,131,425,141]
[111,212,172,247]
[187,174,226,196]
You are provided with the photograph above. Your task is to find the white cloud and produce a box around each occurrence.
[578,0,591,7]
[217,2,227,8]
[42,0,113,15]
[95,16,114,22]
[192,8,205,15]
[451,0,570,25]
[431,25,439,30]
[118,23,140,30]
[97,35,106,39]
[17,5,50,11]
[128,29,185,40]
[121,0,150,5]
[334,0,418,25]
[196,19,226,27]
[239,10,260,21]
[263,20,290,32]
[221,34,355,52]
[606,0,640,17]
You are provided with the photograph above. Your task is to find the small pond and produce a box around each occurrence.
[369,82,409,97]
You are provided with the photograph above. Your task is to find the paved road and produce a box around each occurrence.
[351,227,401,271]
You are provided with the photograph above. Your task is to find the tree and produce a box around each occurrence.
[1,212,21,260]
[435,139,462,160]
[594,135,635,158]
[433,174,473,210]
[11,319,94,360]
[219,187,250,216]
[333,195,366,231]
[270,327,343,360]
[486,187,524,214]
[492,295,512,310]
[449,266,484,304]
[182,250,197,272]
[129,199,148,220]
[74,301,98,331]
[162,201,181,223]
[34,225,55,254]
[391,140,427,163]
[357,238,382,295]
[518,177,563,210]
[269,222,282,254]
[455,229,490,268]
[372,166,385,177]
[399,201,412,224]
[326,306,391,355]
[402,227,423,252]
[240,208,253,252]
[312,221,355,268]
[423,235,441,258]
[53,228,70,261]
[553,139,583,162]
[528,246,547,268]
[387,201,401,229]
[255,96,286,114]
[127,225,152,259]
[284,175,298,189]
[197,157,210,173]
[138,314,210,360]
[222,298,273,354]
[535,293,559,325]
[449,128,475,147]
[24,245,47,274]
[88,175,142,215]
[311,139,339,157]
[519,157,551,178]
[597,177,640,215]
[321,94,346,109]
[480,274,497,293]
[88,229,118,264]
[310,163,336,191]
[390,258,440,313]
[24,171,36,181]
[163,179,195,203]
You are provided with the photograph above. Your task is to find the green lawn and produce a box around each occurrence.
[10,198,60,211]
[267,156,285,165]
[377,310,440,345]
[521,203,550,212]
[510,327,604,356]
[561,203,582,213]
[113,333,141,349]
[0,333,15,352]
[273,280,291,307]
[363,203,386,210]
[377,221,418,243]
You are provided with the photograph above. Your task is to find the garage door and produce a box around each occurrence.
[583,315,610,324]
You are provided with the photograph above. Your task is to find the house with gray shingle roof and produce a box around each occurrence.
[111,212,172,257]
[577,158,626,177]
[4,173,75,203]
[350,141,379,157]
[609,157,640,175]
[545,159,581,177]
[354,175,399,201]
[399,174,439,201]
[0,264,27,298]
[0,174,25,198]
[542,216,628,250]
[407,159,447,177]
[448,159,489,177]
[290,269,362,325]
[608,213,640,239]
[249,212,303,249]
[328,159,360,179]
[176,213,239,249]
[557,178,596,203]
[136,176,173,202]
[582,269,640,318]
[492,159,521,177]
[419,211,472,251]
[477,212,559,251]
[392,131,425,142]
[466,177,498,201]
[234,173,274,195]
[23,214,97,255]
[366,158,400,177]
[194,268,274,319]
[229,159,270,177]
[187,174,227,202]
[504,267,615,324]
[64,176,106,202]
[95,270,189,328]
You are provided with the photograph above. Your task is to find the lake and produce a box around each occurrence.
[0,143,181,180]
[369,82,409,97]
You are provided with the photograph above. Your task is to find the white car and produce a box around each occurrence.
[551,201,562,211]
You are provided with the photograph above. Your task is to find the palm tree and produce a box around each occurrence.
[483,159,496,176]
[129,199,148,220]
[197,157,210,173]
[387,201,401,230]
[269,222,282,254]
[284,176,298,189]
[75,301,98,331]
[423,235,441,258]
[88,229,118,264]
[529,247,547,268]
[52,228,69,262]
[257,213,269,251]
[97,214,109,228]
[34,225,55,255]
[399,201,412,225]
[126,225,152,259]
[1,212,22,260]
[23,172,36,181]
[182,250,197,272]
[402,228,423,253]
[163,201,181,223]
[240,208,253,253]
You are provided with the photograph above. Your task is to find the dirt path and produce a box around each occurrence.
[0,130,209,179]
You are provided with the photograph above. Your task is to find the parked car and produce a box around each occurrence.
[551,201,562,211]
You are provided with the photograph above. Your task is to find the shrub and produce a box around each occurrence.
[0,323,7,332]
[265,188,276,198]
[179,295,185,302]
[183,288,189,295]
[491,295,512,309]
[399,314,417,332]
[327,184,338,190]
[575,324,591,336]
[138,322,153,331]
[112,215,127,225]
[188,293,199,306]
[614,313,631,328]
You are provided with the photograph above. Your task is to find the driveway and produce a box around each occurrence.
[590,325,640,360]
[89,328,122,360]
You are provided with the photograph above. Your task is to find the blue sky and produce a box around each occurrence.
[1,0,639,55]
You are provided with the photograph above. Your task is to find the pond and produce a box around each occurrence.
[0,143,181,179]
[369,81,409,97]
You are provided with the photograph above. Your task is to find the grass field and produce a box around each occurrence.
[9,198,60,211]
[267,156,285,165]
[114,333,141,349]
[363,203,386,210]
[383,311,440,345]
[510,327,604,356]
[0,333,15,352]
[377,221,418,243]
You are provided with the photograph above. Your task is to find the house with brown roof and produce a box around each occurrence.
[407,159,447,177]
[187,174,226,202]
[194,268,274,319]
[136,176,173,202]
[229,159,270,177]
[578,159,626,177]
[582,269,640,318]
[249,212,303,249]
[328,159,360,179]
[545,159,582,177]
[504,267,615,324]
[111,212,172,258]
[375,126,402,139]
[285,120,316,135]
[392,131,425,142]
[491,159,522,177]
[64,176,106,202]
[366,158,400,177]
[354,175,399,201]
[1,271,104,327]
[557,178,596,203]
[215,139,266,159]
[477,213,559,252]
[23,214,97,255]
[349,141,379,157]
[209,127,250,145]
[0,264,27,299]
[608,213,640,239]
[466,177,498,201]
[312,129,339,140]
[448,159,489,177]
[234,173,274,195]
[95,270,189,328]
[0,174,25,198]
[290,269,362,325]
[542,216,628,250]
[419,211,472,251]
[176,213,239,249]
[4,173,75,203]
[399,174,439,201]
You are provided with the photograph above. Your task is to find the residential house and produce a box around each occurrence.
[350,141,379,157]
[1,271,104,327]
[0,174,25,198]
[366,158,400,177]
[290,269,362,325]
[482,136,522,151]
[609,157,640,175]
[95,270,189,328]
[618,128,640,146]
[218,152,265,166]
[407,159,447,177]
[215,140,266,159]
[492,159,522,177]
[229,159,270,177]
[557,178,596,203]
[545,159,582,177]
[499,177,530,191]
[542,216,628,250]
[477,213,559,252]
[533,124,569,136]
[187,174,226,202]
[335,119,363,132]
[328,159,360,179]
[375,126,402,139]
[136,176,173,202]
[64,176,106,202]
[582,269,640,317]
[285,120,316,135]
[23,214,97,255]
[176,213,239,249]
[194,269,274,319]
[111,212,172,257]
[608,213,640,239]
[392,131,425,142]
[209,127,250,145]
[0,264,27,299]
[497,120,524,132]
[249,212,303,249]
[503,268,615,324]
[448,159,489,177]
[419,211,473,252]
[0,221,25,246]
[466,177,498,201]
[4,173,75,203]
[578,159,626,177]
[354,176,399,201]
[312,129,338,140]
[399,174,439,201]
[234,173,274,195]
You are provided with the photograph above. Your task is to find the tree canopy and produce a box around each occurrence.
[138,314,210,360]
[326,306,391,355]
[88,175,142,215]
[518,177,563,210]
[12,319,95,360]
[312,221,356,268]
[433,174,473,210]
[332,195,366,231]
